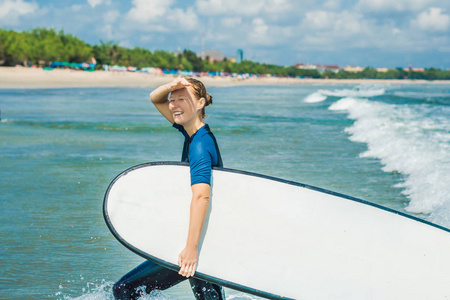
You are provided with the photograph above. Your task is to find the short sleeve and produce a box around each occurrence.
[189,140,213,186]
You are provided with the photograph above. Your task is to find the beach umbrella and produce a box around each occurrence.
[51,61,63,68]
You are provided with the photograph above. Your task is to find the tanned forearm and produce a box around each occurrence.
[178,183,211,277]
[186,188,210,248]
[149,83,171,104]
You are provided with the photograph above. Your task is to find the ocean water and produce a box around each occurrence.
[1,82,449,299]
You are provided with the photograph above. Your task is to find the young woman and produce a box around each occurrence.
[112,77,225,300]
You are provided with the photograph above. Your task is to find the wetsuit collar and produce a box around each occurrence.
[189,124,208,141]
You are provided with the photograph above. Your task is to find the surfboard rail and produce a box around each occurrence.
[103,161,450,299]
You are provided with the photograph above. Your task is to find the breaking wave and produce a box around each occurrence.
[329,97,450,228]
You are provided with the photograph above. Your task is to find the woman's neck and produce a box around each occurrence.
[184,118,205,137]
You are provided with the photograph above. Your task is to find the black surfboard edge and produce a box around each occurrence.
[103,161,450,299]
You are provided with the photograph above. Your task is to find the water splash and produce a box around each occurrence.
[56,279,114,300]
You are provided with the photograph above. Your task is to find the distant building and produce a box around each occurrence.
[345,65,364,72]
[201,49,225,63]
[294,63,317,70]
[376,68,389,73]
[403,66,425,72]
[237,49,243,63]
[316,64,343,73]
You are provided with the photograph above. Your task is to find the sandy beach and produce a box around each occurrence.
[0,67,448,89]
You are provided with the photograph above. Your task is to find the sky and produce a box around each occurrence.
[1,0,449,69]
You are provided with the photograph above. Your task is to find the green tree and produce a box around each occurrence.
[92,41,113,66]
[424,68,438,80]
[152,50,177,69]
[360,67,378,79]
[0,28,8,64]
[182,49,202,71]
[4,30,31,66]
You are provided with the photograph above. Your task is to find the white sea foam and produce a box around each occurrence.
[330,97,450,227]
[304,85,386,104]
[304,92,327,103]
[320,86,385,98]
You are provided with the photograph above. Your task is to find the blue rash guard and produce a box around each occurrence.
[173,123,223,186]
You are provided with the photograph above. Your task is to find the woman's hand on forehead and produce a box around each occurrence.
[168,76,191,92]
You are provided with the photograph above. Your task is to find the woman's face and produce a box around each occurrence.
[169,87,202,126]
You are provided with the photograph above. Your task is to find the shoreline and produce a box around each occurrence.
[1,67,449,89]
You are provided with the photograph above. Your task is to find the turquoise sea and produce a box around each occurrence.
[1,82,449,299]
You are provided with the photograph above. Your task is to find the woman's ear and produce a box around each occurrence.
[197,97,205,110]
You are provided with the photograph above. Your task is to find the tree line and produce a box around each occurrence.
[1,27,449,80]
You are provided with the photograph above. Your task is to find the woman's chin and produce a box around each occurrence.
[174,118,185,125]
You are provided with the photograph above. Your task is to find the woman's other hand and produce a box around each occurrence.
[168,76,191,93]
[178,245,198,278]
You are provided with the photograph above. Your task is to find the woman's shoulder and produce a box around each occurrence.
[191,127,215,152]
[190,124,222,167]
[192,131,215,148]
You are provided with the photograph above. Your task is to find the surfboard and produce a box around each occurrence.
[103,161,450,300]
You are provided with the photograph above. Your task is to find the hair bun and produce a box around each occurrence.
[205,93,213,107]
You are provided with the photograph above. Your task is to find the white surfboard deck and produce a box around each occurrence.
[104,162,450,300]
